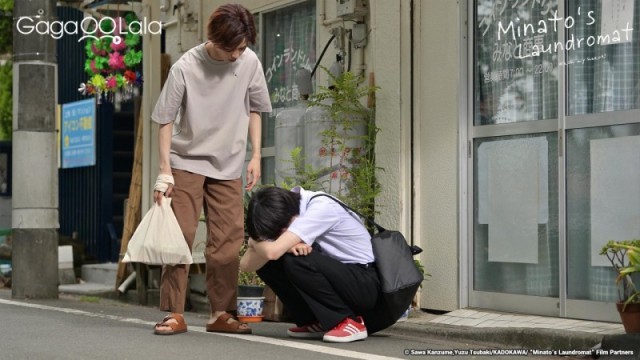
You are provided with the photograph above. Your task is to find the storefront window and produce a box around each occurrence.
[475,0,559,125]
[473,133,559,297]
[566,124,640,301]
[260,1,316,185]
[567,0,640,115]
[472,1,640,315]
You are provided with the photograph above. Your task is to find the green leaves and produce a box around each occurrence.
[286,67,381,221]
[600,239,640,304]
[0,61,11,140]
[238,242,265,286]
[0,1,12,139]
[0,0,12,54]
[628,247,640,266]
[123,49,142,68]
[281,147,326,191]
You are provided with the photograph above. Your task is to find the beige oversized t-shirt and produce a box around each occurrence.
[151,44,272,179]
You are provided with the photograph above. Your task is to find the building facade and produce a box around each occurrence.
[139,0,640,323]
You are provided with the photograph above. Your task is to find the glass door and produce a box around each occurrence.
[470,0,561,316]
[469,0,640,321]
[564,0,640,321]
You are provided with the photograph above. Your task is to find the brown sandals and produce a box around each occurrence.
[154,312,251,335]
[205,313,252,334]
[154,313,188,335]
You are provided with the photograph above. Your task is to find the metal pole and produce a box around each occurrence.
[12,0,58,299]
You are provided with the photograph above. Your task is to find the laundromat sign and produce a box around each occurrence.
[60,98,96,169]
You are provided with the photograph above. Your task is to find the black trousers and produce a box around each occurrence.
[257,251,380,331]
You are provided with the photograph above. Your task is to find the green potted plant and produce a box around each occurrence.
[281,68,381,220]
[239,190,265,296]
[599,239,640,333]
[237,241,265,323]
[237,241,265,297]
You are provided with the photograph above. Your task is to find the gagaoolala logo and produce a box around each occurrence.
[16,16,162,43]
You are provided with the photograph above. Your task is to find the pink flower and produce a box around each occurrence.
[108,52,125,70]
[110,37,127,52]
[106,76,118,89]
[319,147,327,157]
[90,60,99,74]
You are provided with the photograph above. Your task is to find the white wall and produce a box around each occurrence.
[369,0,412,239]
[413,0,462,311]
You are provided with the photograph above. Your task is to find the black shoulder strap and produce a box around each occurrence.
[309,193,386,233]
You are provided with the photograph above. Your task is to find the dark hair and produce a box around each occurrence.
[246,187,301,241]
[207,4,257,50]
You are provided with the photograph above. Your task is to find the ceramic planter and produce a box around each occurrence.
[237,296,265,323]
[616,302,640,333]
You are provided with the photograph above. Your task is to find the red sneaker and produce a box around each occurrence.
[287,322,325,339]
[322,316,367,343]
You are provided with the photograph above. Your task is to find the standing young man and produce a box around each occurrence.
[151,3,271,335]
[241,186,380,343]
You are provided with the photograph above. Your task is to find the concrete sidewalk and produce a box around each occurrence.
[393,308,612,349]
[57,281,639,358]
[391,308,639,359]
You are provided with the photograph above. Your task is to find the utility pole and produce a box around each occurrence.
[12,0,58,298]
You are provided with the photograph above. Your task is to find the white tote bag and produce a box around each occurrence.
[123,198,193,265]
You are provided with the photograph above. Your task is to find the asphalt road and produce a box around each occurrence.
[0,289,574,360]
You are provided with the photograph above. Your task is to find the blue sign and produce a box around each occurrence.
[61,98,96,169]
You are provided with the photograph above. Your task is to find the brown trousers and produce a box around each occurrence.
[160,169,244,314]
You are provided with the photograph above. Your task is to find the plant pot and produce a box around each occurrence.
[237,315,264,323]
[616,302,640,333]
[238,285,264,297]
[237,296,265,323]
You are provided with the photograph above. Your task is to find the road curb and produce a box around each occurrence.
[387,321,604,350]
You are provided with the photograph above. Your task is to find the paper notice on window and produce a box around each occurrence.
[590,135,640,267]
[601,0,634,44]
[478,137,549,225]
[487,148,539,264]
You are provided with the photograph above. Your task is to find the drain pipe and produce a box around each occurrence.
[117,271,137,293]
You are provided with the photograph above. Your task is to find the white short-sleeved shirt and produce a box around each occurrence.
[151,43,272,179]
[286,187,375,264]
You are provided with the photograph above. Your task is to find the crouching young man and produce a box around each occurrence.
[240,186,380,343]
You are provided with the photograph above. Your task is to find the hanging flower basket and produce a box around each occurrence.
[78,12,143,104]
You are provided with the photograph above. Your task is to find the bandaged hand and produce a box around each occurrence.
[153,174,174,204]
[154,174,174,192]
